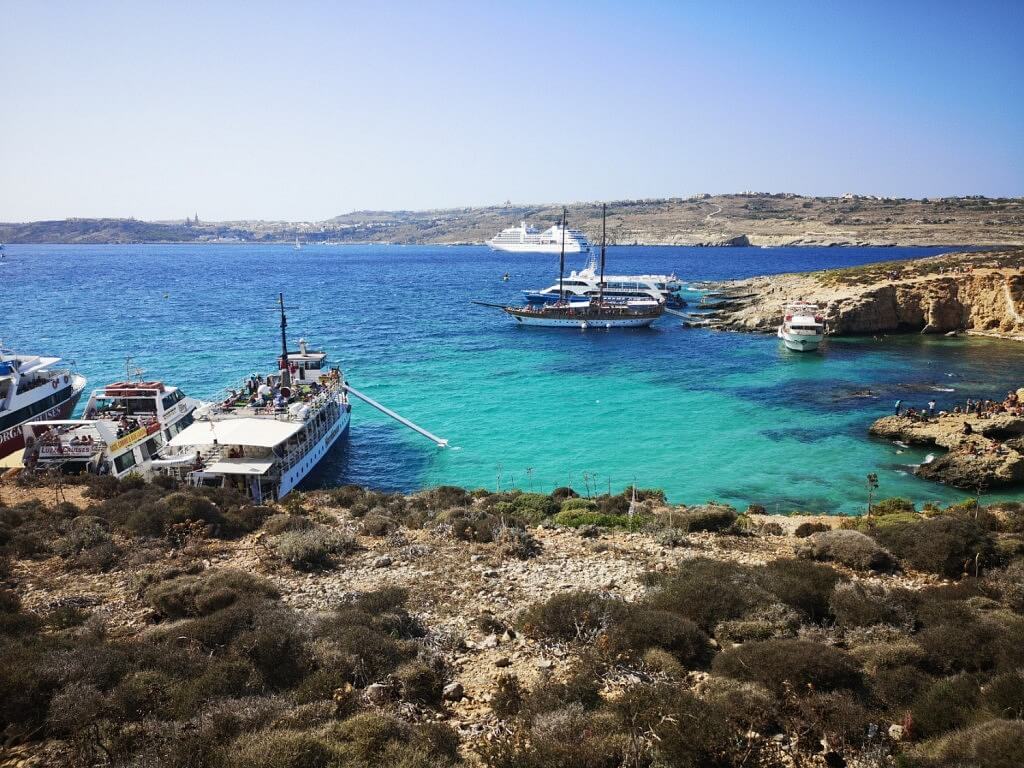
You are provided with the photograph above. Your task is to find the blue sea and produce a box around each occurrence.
[4,243,1023,514]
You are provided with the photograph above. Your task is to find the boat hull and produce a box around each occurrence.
[0,374,87,457]
[278,404,351,499]
[507,310,661,328]
[778,328,822,351]
[489,243,589,254]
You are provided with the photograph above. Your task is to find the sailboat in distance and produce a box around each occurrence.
[481,206,665,329]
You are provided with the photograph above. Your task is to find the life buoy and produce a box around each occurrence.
[51,379,58,389]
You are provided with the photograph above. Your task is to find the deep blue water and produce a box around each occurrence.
[4,243,1022,514]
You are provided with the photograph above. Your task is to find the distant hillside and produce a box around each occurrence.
[3,194,1022,246]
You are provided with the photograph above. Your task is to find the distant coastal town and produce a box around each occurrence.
[1,193,1022,247]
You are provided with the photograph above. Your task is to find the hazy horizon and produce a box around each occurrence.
[2,1,1022,222]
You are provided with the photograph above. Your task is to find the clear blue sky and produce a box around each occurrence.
[2,0,1021,221]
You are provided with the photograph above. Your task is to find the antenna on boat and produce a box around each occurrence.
[558,207,567,303]
[598,203,607,305]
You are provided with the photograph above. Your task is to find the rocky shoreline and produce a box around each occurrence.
[870,409,1024,490]
[689,249,1024,341]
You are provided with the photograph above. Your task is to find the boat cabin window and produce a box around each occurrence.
[162,390,185,410]
[0,379,10,400]
[114,451,137,474]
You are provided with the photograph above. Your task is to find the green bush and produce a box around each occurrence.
[419,485,473,511]
[870,663,933,712]
[712,639,863,695]
[551,486,578,502]
[559,497,597,513]
[552,510,643,529]
[326,485,364,508]
[873,497,916,515]
[983,670,1024,720]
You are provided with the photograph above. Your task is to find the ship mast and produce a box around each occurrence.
[278,292,291,386]
[558,207,567,303]
[598,203,606,305]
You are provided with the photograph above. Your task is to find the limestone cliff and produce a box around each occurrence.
[699,249,1024,340]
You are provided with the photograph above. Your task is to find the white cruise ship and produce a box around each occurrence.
[487,221,591,253]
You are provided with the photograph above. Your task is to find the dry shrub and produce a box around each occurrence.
[491,673,524,718]
[830,581,916,629]
[871,516,997,578]
[796,529,897,572]
[794,521,829,538]
[605,606,711,667]
[711,639,863,695]
[263,514,315,535]
[518,592,618,642]
[394,661,442,705]
[910,674,980,738]
[224,727,334,768]
[675,503,738,532]
[644,558,764,632]
[272,526,356,570]
[760,558,844,622]
[911,719,1024,768]
[146,569,279,619]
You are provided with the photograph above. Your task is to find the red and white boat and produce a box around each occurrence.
[0,350,87,459]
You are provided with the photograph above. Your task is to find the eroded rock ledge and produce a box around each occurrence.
[693,249,1024,340]
[869,412,1024,489]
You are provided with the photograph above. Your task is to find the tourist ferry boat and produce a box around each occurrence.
[524,255,684,306]
[487,220,591,253]
[0,349,87,459]
[153,294,446,502]
[21,378,202,477]
[487,206,666,329]
[777,302,826,351]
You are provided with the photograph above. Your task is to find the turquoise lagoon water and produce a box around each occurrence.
[4,243,1023,514]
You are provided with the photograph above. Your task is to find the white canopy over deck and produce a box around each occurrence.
[167,418,303,449]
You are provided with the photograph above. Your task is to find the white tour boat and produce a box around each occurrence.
[778,302,826,351]
[487,220,591,253]
[154,294,446,502]
[21,377,202,478]
[1,349,87,460]
[524,255,683,306]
